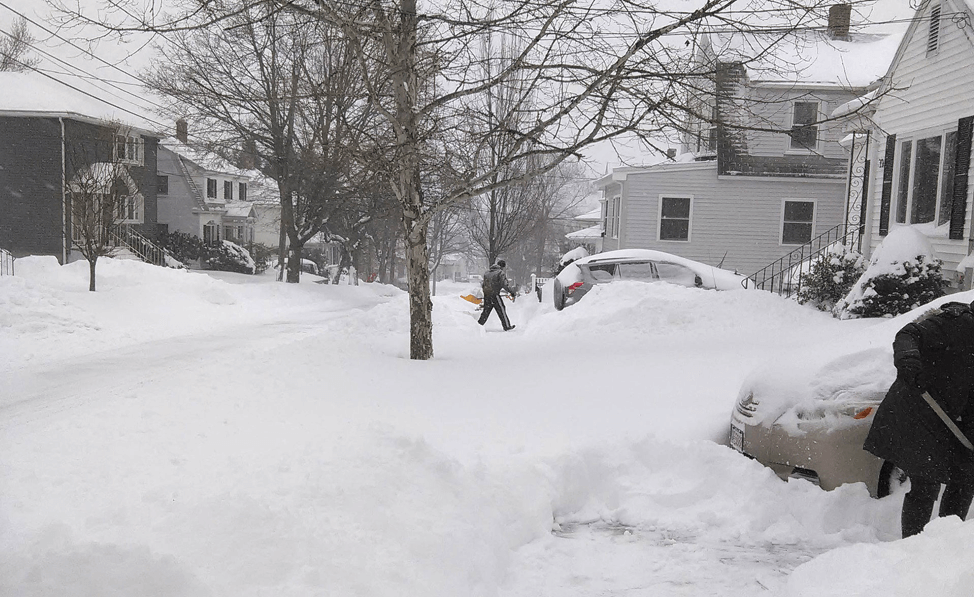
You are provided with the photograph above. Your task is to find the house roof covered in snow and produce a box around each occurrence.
[161,142,256,179]
[0,71,162,135]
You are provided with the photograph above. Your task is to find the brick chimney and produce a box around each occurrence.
[175,118,188,144]
[828,4,852,40]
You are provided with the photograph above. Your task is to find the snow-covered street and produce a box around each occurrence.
[2,258,972,596]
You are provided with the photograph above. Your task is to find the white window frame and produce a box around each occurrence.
[657,195,693,242]
[780,199,816,245]
[114,132,144,165]
[599,199,607,234]
[788,101,820,153]
[206,178,217,199]
[893,126,958,229]
[611,195,622,239]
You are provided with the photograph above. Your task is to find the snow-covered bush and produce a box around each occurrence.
[796,246,865,312]
[160,231,204,264]
[203,240,256,274]
[835,227,947,319]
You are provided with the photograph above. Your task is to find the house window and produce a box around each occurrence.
[239,182,247,201]
[206,178,217,198]
[781,200,814,244]
[115,195,140,221]
[928,2,942,55]
[224,180,233,201]
[611,196,621,239]
[659,196,691,241]
[114,134,144,165]
[894,131,959,226]
[790,102,819,150]
[157,175,169,195]
[203,223,219,245]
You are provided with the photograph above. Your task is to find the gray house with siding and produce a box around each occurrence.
[0,72,162,263]
[859,0,974,288]
[595,5,905,276]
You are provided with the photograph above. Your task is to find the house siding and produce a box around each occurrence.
[864,0,974,275]
[0,116,64,259]
[157,147,204,237]
[611,163,846,275]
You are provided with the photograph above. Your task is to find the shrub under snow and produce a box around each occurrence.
[204,240,257,275]
[835,227,947,319]
[796,245,866,313]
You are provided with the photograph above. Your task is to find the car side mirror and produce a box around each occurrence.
[694,275,703,287]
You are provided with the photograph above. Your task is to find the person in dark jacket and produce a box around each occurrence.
[477,260,518,331]
[864,301,974,538]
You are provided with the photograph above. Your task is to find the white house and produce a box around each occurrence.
[596,5,907,277]
[858,0,974,288]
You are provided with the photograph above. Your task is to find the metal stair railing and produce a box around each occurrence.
[109,224,185,269]
[748,223,862,298]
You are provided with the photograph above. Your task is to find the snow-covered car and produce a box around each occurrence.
[728,295,974,498]
[551,249,752,310]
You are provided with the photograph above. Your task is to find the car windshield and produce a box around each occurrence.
[617,262,657,281]
[587,263,617,281]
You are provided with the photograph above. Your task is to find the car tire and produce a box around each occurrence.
[876,461,908,498]
[553,278,566,311]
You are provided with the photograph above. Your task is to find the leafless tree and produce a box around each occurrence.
[0,17,39,72]
[145,8,377,283]
[67,123,142,291]
[55,0,881,359]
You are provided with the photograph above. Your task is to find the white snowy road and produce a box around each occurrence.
[0,261,941,596]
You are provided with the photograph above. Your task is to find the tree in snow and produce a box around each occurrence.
[66,122,145,292]
[59,0,884,359]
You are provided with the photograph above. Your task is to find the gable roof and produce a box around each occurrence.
[161,141,255,178]
[0,71,161,135]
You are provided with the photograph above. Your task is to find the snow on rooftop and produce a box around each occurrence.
[0,71,162,134]
[161,141,256,178]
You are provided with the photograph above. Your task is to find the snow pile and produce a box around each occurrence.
[4,257,974,596]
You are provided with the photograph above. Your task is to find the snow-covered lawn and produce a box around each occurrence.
[1,257,971,596]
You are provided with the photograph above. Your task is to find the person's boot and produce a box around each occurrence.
[505,325,516,331]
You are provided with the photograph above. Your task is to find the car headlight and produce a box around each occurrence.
[735,391,759,418]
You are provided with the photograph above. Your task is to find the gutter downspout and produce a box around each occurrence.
[60,117,67,264]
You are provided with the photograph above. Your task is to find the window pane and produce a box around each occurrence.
[939,131,957,226]
[661,197,690,218]
[911,135,942,224]
[794,102,817,126]
[660,219,690,241]
[784,201,813,222]
[656,263,699,287]
[783,222,813,244]
[896,141,912,223]
[239,182,248,201]
[587,263,616,281]
[617,262,656,281]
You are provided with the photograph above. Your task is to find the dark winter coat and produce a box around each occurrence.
[482,264,515,298]
[864,302,974,483]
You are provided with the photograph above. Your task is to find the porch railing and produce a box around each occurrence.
[108,225,185,269]
[0,247,13,276]
[748,223,863,298]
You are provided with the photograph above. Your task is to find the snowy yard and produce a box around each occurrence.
[2,257,972,596]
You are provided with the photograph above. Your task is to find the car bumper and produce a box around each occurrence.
[729,409,885,496]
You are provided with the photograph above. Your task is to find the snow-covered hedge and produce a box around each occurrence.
[796,245,866,313]
[835,227,947,319]
[204,240,257,275]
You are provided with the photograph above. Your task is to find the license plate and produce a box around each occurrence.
[730,424,744,453]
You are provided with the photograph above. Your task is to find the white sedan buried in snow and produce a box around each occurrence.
[551,249,753,310]
[725,297,974,498]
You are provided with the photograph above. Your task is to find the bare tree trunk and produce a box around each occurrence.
[277,219,287,282]
[403,216,433,359]
[88,257,97,292]
[286,244,303,283]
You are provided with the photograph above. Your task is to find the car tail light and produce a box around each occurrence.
[852,407,874,420]
[566,282,584,295]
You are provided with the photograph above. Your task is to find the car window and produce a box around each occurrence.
[586,263,617,281]
[617,262,657,281]
[656,262,701,287]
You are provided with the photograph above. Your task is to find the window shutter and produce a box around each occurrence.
[879,134,896,236]
[949,116,974,240]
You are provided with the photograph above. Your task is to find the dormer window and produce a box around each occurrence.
[114,133,143,165]
[790,101,819,151]
[927,2,942,55]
